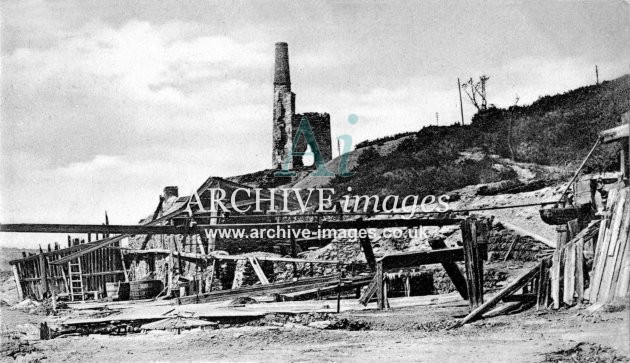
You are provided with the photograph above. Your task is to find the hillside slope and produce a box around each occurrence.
[300,75,629,202]
[228,75,628,207]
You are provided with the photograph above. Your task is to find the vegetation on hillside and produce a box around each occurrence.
[325,75,629,206]
[230,75,628,209]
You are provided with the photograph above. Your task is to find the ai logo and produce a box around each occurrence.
[275,114,358,177]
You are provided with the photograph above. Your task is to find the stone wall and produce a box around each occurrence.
[486,221,552,262]
[291,112,332,167]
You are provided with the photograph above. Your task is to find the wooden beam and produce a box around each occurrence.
[248,257,269,285]
[177,274,347,305]
[359,236,376,272]
[455,260,544,326]
[52,235,126,265]
[358,274,379,306]
[4,217,461,237]
[379,246,479,270]
[0,223,186,235]
[429,237,468,300]
[600,123,629,144]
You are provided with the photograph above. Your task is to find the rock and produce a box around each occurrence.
[233,332,243,338]
[307,320,332,329]
[14,352,46,363]
[15,323,39,339]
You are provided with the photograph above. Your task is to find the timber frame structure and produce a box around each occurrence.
[4,175,488,308]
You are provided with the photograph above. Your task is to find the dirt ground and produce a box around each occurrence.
[2,297,628,363]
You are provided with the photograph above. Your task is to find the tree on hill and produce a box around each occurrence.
[462,75,490,111]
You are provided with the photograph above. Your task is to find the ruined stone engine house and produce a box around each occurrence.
[272,42,332,170]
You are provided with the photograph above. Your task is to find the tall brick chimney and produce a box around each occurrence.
[274,42,291,86]
[272,42,296,169]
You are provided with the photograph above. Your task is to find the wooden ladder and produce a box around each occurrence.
[68,259,84,302]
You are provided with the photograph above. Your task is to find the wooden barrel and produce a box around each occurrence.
[105,282,131,300]
[129,280,163,300]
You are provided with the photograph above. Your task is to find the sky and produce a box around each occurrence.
[1,0,629,248]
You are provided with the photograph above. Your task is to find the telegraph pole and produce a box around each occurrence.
[595,65,599,85]
[458,78,465,125]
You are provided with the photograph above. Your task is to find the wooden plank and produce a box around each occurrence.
[589,219,609,301]
[124,249,342,265]
[456,260,543,326]
[461,219,484,309]
[563,243,576,305]
[503,236,519,262]
[594,188,626,302]
[282,278,372,301]
[551,249,561,309]
[12,265,23,300]
[602,189,630,302]
[177,275,344,305]
[589,188,619,301]
[611,199,630,300]
[429,238,468,300]
[495,219,555,248]
[613,231,630,298]
[575,238,584,302]
[38,251,48,297]
[359,275,379,306]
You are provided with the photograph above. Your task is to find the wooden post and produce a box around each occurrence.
[536,259,549,310]
[208,258,216,293]
[11,265,23,301]
[336,274,342,313]
[167,251,174,297]
[556,225,569,249]
[458,77,465,125]
[52,290,57,312]
[207,189,218,252]
[461,219,483,309]
[119,250,129,282]
[38,250,49,298]
[290,234,297,277]
[567,219,579,240]
[376,260,384,310]
[551,249,561,309]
